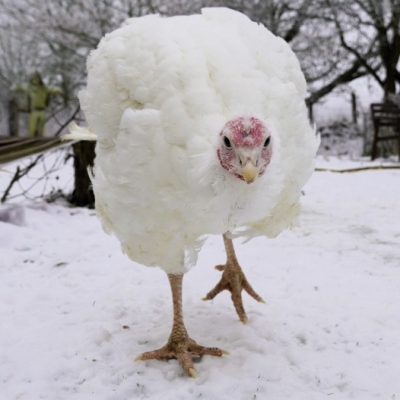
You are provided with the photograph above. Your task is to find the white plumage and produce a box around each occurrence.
[74,7,319,376]
[79,8,318,274]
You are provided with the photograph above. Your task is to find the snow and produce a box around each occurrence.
[316,155,400,172]
[1,157,400,399]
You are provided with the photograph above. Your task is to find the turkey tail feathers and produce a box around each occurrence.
[62,122,98,141]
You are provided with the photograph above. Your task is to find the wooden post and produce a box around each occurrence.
[362,111,370,156]
[351,92,357,124]
[8,97,19,136]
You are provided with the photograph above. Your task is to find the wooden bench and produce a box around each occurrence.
[370,102,400,160]
[0,136,66,165]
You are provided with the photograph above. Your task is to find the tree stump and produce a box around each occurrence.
[70,141,95,207]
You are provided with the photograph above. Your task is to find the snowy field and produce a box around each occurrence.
[1,154,400,400]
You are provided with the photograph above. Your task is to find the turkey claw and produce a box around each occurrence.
[135,336,227,377]
[204,262,265,323]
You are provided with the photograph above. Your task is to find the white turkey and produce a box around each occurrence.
[66,7,319,377]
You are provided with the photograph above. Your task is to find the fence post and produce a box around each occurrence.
[351,92,358,124]
[8,97,19,136]
[362,111,369,156]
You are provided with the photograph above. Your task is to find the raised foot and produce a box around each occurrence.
[203,263,265,324]
[135,336,228,377]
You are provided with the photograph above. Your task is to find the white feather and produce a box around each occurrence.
[79,7,320,274]
[62,122,98,141]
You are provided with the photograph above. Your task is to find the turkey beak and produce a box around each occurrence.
[242,161,258,183]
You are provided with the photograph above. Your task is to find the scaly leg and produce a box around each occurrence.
[135,273,228,377]
[203,233,265,323]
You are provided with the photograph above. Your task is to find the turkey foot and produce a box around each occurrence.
[135,273,228,377]
[203,234,265,323]
[135,332,227,377]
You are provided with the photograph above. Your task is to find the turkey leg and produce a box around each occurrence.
[203,233,265,323]
[135,273,227,377]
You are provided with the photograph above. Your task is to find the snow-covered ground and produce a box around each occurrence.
[1,155,400,400]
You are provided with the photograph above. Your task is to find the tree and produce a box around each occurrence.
[325,0,400,98]
[200,0,376,107]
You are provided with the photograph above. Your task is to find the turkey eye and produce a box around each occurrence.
[263,137,271,148]
[223,136,232,148]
